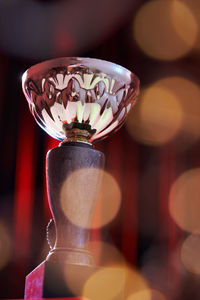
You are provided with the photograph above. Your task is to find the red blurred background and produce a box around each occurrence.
[0,0,200,299]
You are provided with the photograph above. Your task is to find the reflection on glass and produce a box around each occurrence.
[22,57,139,143]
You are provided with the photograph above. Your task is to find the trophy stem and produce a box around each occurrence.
[24,142,106,298]
[46,142,105,265]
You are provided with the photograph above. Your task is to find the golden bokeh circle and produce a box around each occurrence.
[181,234,200,275]
[169,168,200,233]
[82,264,149,300]
[126,78,183,145]
[126,77,200,146]
[60,168,121,229]
[178,0,200,50]
[126,288,166,300]
[133,0,198,60]
[82,267,126,300]
[140,85,182,144]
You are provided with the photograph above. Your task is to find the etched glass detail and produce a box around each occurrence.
[22,57,139,143]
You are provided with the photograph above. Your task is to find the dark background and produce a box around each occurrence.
[0,0,200,299]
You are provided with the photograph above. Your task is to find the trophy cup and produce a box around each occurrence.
[22,57,139,299]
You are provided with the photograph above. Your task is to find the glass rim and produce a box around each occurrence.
[22,56,140,87]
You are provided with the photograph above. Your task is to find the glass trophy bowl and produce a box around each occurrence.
[22,57,139,144]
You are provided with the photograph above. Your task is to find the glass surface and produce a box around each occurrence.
[22,57,140,143]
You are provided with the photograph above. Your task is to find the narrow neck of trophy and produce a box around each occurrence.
[60,128,92,145]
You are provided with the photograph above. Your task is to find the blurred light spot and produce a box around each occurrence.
[103,263,149,299]
[0,222,12,270]
[91,171,121,228]
[88,240,125,266]
[126,77,200,146]
[181,234,200,275]
[127,289,151,300]
[139,86,182,144]
[169,168,200,233]
[82,267,126,300]
[171,1,198,47]
[179,0,200,50]
[126,80,183,145]
[127,289,166,300]
[133,0,198,60]
[60,167,102,229]
[60,168,121,229]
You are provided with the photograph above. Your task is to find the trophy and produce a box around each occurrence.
[22,57,139,299]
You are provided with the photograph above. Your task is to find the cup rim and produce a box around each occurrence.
[22,56,139,87]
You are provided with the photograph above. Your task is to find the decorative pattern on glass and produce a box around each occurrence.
[22,58,139,143]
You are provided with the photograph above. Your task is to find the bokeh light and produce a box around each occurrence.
[82,266,126,300]
[126,78,183,145]
[81,263,149,300]
[127,288,166,300]
[178,0,200,50]
[181,234,200,275]
[126,77,200,146]
[102,263,150,299]
[169,168,200,233]
[127,289,151,300]
[60,168,121,229]
[133,0,198,60]
[0,221,12,270]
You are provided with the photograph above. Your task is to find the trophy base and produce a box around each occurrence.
[24,260,125,299]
